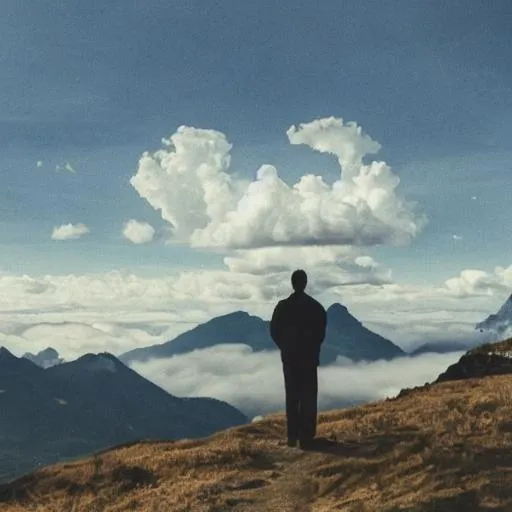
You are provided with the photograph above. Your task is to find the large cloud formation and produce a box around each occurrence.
[130,117,426,249]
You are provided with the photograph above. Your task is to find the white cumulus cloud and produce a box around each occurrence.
[51,223,90,240]
[64,162,76,174]
[444,266,512,297]
[122,219,155,244]
[130,117,426,250]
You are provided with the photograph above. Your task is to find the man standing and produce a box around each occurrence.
[270,270,327,449]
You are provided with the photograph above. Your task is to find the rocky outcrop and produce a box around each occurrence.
[435,341,512,383]
[435,351,512,384]
[395,339,512,399]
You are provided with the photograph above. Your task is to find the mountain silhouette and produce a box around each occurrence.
[476,292,512,339]
[22,347,64,368]
[409,340,478,356]
[119,303,405,365]
[0,347,246,484]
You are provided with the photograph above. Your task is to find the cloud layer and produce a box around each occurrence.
[131,345,464,418]
[130,117,427,249]
[51,223,90,240]
[0,264,504,361]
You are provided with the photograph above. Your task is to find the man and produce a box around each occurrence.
[270,269,327,449]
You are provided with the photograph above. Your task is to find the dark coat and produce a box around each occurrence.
[270,291,327,367]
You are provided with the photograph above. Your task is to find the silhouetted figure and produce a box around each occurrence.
[270,270,327,449]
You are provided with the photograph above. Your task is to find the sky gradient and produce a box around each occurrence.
[1,1,512,404]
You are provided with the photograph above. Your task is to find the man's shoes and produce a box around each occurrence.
[286,438,298,447]
[299,438,315,450]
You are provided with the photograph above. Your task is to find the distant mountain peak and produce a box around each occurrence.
[40,347,58,356]
[22,347,64,369]
[75,353,119,373]
[327,303,349,314]
[326,303,361,326]
[0,346,42,374]
[497,293,512,314]
[476,292,512,339]
[0,346,15,359]
[120,302,404,366]
[327,302,352,316]
[218,310,253,320]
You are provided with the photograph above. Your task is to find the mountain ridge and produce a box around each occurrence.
[0,348,247,484]
[120,301,405,365]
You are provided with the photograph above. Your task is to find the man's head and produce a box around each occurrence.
[291,269,307,292]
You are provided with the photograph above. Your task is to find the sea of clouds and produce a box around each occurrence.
[130,345,465,418]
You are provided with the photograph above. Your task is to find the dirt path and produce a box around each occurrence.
[232,444,335,512]
[226,436,371,512]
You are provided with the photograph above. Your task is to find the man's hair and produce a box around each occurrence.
[291,269,307,292]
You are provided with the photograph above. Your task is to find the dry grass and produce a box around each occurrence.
[2,375,512,511]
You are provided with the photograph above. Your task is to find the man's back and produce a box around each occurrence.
[271,270,326,448]
[270,291,327,366]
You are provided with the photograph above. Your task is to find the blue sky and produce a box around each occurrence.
[1,1,511,289]
[1,0,512,402]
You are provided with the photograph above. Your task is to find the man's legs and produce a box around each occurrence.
[282,363,300,445]
[299,363,318,448]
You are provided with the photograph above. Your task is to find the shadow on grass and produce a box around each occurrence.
[305,428,432,458]
[388,489,510,512]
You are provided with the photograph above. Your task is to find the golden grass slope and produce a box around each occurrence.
[1,374,512,511]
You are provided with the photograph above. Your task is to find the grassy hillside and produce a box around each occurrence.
[1,368,512,511]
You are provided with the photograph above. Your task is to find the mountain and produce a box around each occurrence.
[476,292,512,339]
[321,303,404,363]
[0,346,44,378]
[22,347,64,368]
[0,347,247,484]
[2,342,511,511]
[120,310,273,363]
[119,303,405,365]
[409,340,478,356]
